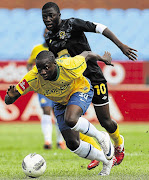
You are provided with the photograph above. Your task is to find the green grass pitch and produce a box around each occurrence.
[0,123,148,180]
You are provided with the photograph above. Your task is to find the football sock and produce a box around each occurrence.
[41,114,52,144]
[71,117,105,143]
[80,133,101,151]
[72,140,108,164]
[109,124,123,147]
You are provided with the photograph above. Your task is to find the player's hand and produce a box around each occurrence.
[102,51,114,66]
[7,85,19,98]
[120,44,138,61]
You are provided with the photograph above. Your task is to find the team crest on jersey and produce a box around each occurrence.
[18,79,29,91]
[59,31,66,39]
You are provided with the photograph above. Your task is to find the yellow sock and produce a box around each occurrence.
[80,133,101,151]
[109,125,123,147]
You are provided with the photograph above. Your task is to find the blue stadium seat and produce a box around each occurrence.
[107,9,125,31]
[75,9,92,21]
[0,9,10,31]
[124,8,141,23]
[61,9,75,19]
[11,8,27,21]
[141,9,149,17]
[92,8,109,24]
[0,8,10,19]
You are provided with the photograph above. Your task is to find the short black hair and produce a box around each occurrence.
[36,50,55,63]
[42,2,60,13]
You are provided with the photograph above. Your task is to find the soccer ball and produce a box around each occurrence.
[22,153,46,178]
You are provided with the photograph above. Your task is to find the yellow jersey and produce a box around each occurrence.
[27,44,49,65]
[16,55,90,105]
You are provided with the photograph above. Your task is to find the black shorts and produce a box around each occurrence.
[92,82,109,106]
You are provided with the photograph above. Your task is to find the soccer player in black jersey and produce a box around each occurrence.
[42,2,138,169]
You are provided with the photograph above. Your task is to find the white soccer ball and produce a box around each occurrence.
[22,153,46,178]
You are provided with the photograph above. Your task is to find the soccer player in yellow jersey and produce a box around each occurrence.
[5,50,116,176]
[27,29,104,169]
[27,28,66,150]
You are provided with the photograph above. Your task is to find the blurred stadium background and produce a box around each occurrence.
[0,0,149,123]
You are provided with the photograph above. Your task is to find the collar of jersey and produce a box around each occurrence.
[50,64,60,81]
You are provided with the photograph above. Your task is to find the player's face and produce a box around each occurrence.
[36,58,57,81]
[42,7,61,31]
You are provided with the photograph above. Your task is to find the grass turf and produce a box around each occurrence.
[0,123,149,179]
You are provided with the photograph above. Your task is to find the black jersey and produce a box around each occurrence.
[45,18,106,84]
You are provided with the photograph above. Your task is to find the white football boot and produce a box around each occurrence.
[99,156,117,176]
[99,132,114,160]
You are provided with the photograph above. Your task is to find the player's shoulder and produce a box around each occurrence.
[26,66,38,80]
[62,18,82,25]
[18,66,39,92]
[30,65,38,74]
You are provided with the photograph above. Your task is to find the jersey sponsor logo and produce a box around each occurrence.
[59,31,66,39]
[18,79,29,91]
[44,83,70,95]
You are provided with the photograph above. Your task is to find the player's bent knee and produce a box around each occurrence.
[64,116,78,128]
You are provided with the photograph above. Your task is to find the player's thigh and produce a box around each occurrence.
[54,104,80,150]
[65,104,82,126]
[67,89,94,115]
[53,103,70,132]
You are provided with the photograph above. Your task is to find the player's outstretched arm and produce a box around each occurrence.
[5,85,21,105]
[102,28,138,61]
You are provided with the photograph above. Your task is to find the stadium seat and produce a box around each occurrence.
[11,8,27,20]
[0,8,10,19]
[61,9,75,19]
[75,9,92,21]
[92,8,109,24]
[107,9,125,32]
